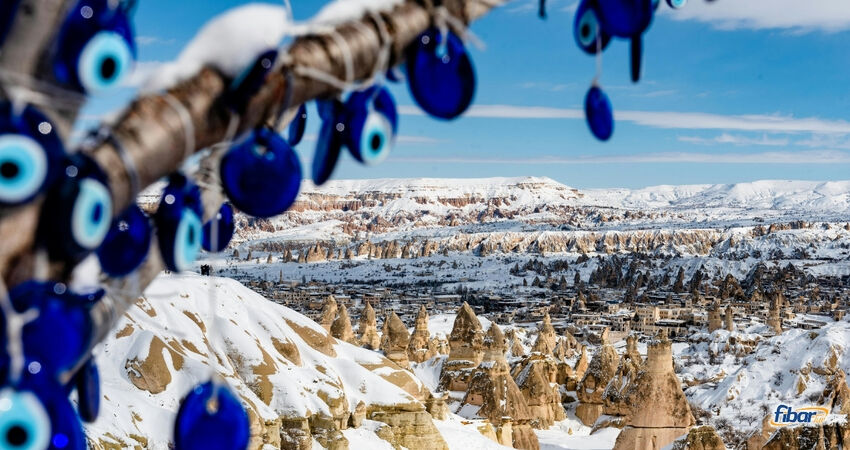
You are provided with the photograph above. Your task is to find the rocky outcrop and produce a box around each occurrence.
[357,302,380,350]
[612,331,696,450]
[320,295,338,331]
[407,305,437,363]
[531,312,557,356]
[603,334,643,417]
[461,325,540,450]
[331,304,355,344]
[439,302,485,392]
[670,426,725,450]
[576,336,619,426]
[708,303,723,332]
[368,403,449,450]
[380,312,411,368]
[512,352,567,429]
[574,346,589,380]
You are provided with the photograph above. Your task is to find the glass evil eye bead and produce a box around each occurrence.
[96,203,151,277]
[226,49,278,112]
[220,128,301,219]
[72,359,100,423]
[286,104,308,147]
[585,85,614,141]
[0,102,65,207]
[666,0,686,8]
[596,0,654,38]
[154,173,204,273]
[39,154,112,263]
[0,388,51,450]
[5,281,103,379]
[405,27,476,120]
[53,0,136,94]
[17,370,86,450]
[344,86,398,166]
[313,99,345,186]
[202,202,235,253]
[174,381,250,450]
[574,0,611,55]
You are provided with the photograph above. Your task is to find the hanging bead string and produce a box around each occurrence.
[593,32,603,85]
[99,128,142,198]
[0,278,39,386]
[204,206,223,410]
[435,6,485,50]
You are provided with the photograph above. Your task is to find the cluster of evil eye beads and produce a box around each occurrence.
[0,1,248,449]
[0,0,478,445]
[571,0,688,141]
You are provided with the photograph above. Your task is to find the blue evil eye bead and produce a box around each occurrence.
[313,100,344,186]
[220,128,301,218]
[0,102,65,207]
[53,0,136,93]
[39,154,112,263]
[574,0,611,55]
[174,381,250,450]
[226,49,277,112]
[202,203,234,252]
[154,173,203,272]
[73,359,100,423]
[666,0,686,8]
[5,281,102,379]
[0,388,51,450]
[406,27,476,120]
[596,0,654,38]
[344,86,398,166]
[96,203,151,277]
[17,371,86,450]
[585,85,614,141]
[630,36,642,83]
[286,104,308,147]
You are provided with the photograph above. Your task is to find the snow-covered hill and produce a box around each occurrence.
[86,274,507,449]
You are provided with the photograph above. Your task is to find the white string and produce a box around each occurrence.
[435,7,485,51]
[0,68,87,111]
[162,94,196,162]
[0,278,40,386]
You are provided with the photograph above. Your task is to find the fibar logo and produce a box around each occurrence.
[770,405,829,426]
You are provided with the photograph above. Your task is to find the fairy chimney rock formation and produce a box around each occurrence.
[483,323,508,363]
[460,322,541,450]
[380,312,411,368]
[708,303,723,332]
[574,345,589,380]
[612,331,696,450]
[358,302,381,350]
[319,295,338,332]
[407,305,437,363]
[537,312,557,351]
[576,335,620,426]
[603,334,644,417]
[513,352,567,429]
[330,304,355,343]
[439,302,485,392]
[768,294,783,335]
[724,305,734,332]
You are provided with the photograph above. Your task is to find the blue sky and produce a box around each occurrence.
[79,0,850,188]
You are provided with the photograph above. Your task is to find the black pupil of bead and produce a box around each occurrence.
[581,23,591,38]
[100,56,117,80]
[370,133,382,151]
[6,424,28,446]
[0,161,19,179]
[92,202,103,224]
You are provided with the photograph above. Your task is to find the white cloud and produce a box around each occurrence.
[135,36,177,46]
[122,61,165,88]
[661,0,850,33]
[390,150,850,165]
[678,133,790,146]
[398,104,850,134]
